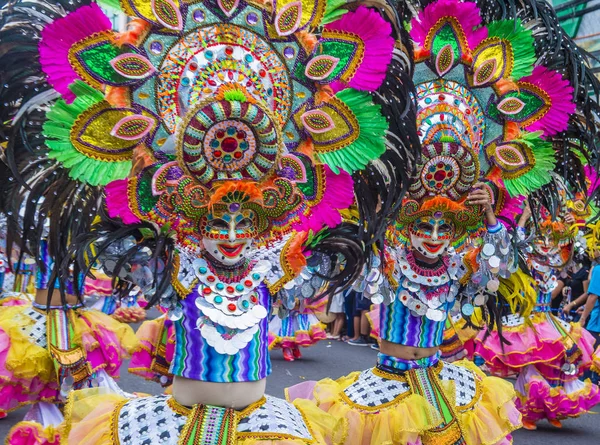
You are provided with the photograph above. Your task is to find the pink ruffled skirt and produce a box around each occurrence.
[474,312,596,379]
[128,316,174,386]
[515,365,600,422]
[0,305,137,413]
[268,312,327,349]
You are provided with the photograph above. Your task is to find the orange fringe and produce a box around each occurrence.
[286,232,308,275]
[116,19,152,47]
[297,140,315,159]
[296,31,318,53]
[105,86,130,107]
[208,181,264,207]
[419,195,467,212]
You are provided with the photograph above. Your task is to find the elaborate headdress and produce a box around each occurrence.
[0,0,419,301]
[392,0,600,245]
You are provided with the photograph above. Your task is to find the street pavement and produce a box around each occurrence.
[1,339,599,443]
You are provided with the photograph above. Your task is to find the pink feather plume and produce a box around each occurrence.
[520,66,575,137]
[325,6,395,93]
[499,193,525,228]
[105,179,141,225]
[39,3,112,103]
[293,166,354,233]
[410,0,487,52]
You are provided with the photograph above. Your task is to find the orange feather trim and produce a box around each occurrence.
[315,85,334,105]
[116,19,152,46]
[297,139,315,159]
[105,86,130,107]
[418,195,467,213]
[285,232,308,275]
[208,181,264,207]
[296,31,318,53]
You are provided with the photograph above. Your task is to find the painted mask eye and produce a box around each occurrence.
[236,218,253,230]
[438,224,453,236]
[416,223,434,235]
[208,219,228,232]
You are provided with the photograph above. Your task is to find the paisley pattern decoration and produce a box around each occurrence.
[488,83,550,127]
[294,97,358,152]
[496,97,525,115]
[305,55,340,81]
[71,102,157,161]
[151,0,183,30]
[485,141,534,179]
[110,115,157,141]
[300,110,335,133]
[68,31,134,88]
[435,44,455,77]
[275,1,302,36]
[217,0,240,18]
[110,53,157,80]
[314,30,365,84]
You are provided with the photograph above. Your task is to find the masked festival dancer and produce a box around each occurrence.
[269,282,328,362]
[0,0,420,443]
[288,0,600,443]
[475,197,600,430]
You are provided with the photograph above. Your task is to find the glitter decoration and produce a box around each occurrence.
[178,100,279,187]
[110,53,157,80]
[275,1,302,36]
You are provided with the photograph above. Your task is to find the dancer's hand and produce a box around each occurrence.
[467,182,496,226]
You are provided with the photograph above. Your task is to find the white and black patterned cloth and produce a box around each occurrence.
[343,369,410,407]
[343,362,479,410]
[19,306,47,348]
[116,394,314,445]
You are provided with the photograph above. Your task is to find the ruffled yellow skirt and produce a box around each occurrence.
[0,304,138,413]
[64,388,344,444]
[288,360,521,445]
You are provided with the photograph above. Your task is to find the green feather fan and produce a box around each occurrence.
[322,0,348,24]
[315,89,388,174]
[43,81,132,186]
[503,132,556,197]
[485,20,536,80]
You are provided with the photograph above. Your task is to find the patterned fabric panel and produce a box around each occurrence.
[238,395,313,440]
[501,313,525,327]
[343,369,410,407]
[438,362,478,407]
[19,306,47,348]
[117,395,185,445]
[116,395,313,444]
[343,363,479,409]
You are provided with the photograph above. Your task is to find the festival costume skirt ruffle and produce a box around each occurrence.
[365,306,380,340]
[515,364,600,422]
[0,292,32,307]
[0,304,138,413]
[268,312,327,350]
[592,346,600,374]
[287,359,521,445]
[474,311,596,379]
[128,316,174,386]
[6,402,64,445]
[64,388,344,444]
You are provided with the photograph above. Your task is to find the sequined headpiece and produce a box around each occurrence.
[394,0,594,238]
[31,0,407,249]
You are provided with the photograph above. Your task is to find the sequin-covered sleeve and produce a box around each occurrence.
[451,223,516,301]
